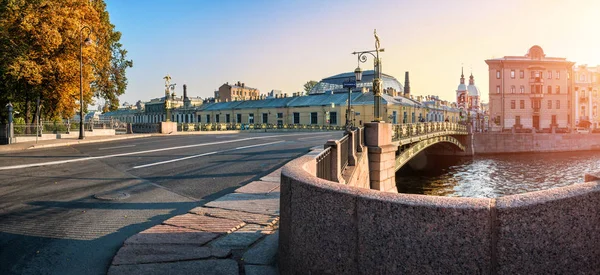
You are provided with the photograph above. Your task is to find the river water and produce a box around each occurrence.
[395,151,600,198]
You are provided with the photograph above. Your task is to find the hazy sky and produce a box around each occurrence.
[105,0,600,106]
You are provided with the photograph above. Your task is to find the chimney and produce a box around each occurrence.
[183,84,188,99]
[404,71,411,97]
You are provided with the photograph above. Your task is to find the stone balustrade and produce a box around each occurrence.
[280,127,600,273]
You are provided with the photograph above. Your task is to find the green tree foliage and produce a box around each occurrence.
[0,0,132,123]
[303,80,318,95]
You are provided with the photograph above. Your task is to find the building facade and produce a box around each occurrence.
[215,81,260,102]
[572,64,600,128]
[485,45,575,131]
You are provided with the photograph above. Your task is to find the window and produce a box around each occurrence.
[403,112,407,123]
[310,112,318,124]
[206,114,211,123]
[236,113,242,123]
[520,70,525,79]
[547,100,552,109]
[215,114,220,123]
[277,113,283,119]
[556,100,560,109]
[515,116,521,126]
[510,100,516,109]
[531,71,536,78]
[293,112,300,124]
[511,86,516,93]
[496,85,501,94]
[520,100,525,109]
[226,114,230,123]
[556,71,560,79]
[552,115,557,126]
[547,71,552,79]
[248,113,254,124]
[198,115,201,123]
[520,86,525,94]
[262,113,268,124]
[556,86,560,94]
[568,100,571,109]
[330,112,337,125]
[547,86,552,94]
[496,70,501,79]
[580,74,586,82]
[511,70,515,79]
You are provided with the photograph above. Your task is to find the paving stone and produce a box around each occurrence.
[243,231,279,265]
[124,225,219,245]
[245,264,279,275]
[163,213,245,233]
[205,193,280,216]
[237,224,276,234]
[111,245,230,265]
[235,181,279,194]
[108,259,238,275]
[209,231,264,249]
[189,207,278,226]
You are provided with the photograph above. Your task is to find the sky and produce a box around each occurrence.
[104,0,600,107]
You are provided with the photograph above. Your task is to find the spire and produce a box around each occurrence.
[469,72,475,85]
[460,66,465,84]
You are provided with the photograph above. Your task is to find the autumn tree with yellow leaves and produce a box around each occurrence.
[0,0,132,124]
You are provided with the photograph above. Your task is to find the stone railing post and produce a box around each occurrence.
[356,127,364,152]
[344,130,355,166]
[324,139,344,183]
[364,122,398,192]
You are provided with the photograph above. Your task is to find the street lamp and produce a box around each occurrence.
[79,26,93,139]
[352,29,384,122]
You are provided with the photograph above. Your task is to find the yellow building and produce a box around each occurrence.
[573,64,600,128]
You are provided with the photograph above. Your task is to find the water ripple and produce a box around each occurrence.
[396,151,600,198]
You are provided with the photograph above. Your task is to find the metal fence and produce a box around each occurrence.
[316,147,333,181]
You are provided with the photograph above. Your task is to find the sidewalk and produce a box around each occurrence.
[107,168,283,275]
[0,134,152,153]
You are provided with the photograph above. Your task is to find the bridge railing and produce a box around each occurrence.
[392,122,467,142]
[176,123,346,132]
[316,127,364,183]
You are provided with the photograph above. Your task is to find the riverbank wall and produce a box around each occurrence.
[472,133,600,154]
[280,152,600,274]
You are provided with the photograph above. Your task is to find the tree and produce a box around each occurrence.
[303,80,318,95]
[0,0,132,123]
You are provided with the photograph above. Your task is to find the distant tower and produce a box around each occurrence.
[404,71,411,97]
[467,71,481,111]
[183,84,191,109]
[456,67,468,110]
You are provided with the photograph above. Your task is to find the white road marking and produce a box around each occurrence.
[298,136,332,141]
[98,145,136,150]
[132,140,285,170]
[0,132,330,171]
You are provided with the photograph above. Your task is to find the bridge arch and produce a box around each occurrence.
[395,135,465,172]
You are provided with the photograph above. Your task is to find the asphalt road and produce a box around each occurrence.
[0,131,342,275]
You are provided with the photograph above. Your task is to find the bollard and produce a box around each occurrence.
[6,102,14,144]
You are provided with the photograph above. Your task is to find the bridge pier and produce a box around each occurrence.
[364,122,398,193]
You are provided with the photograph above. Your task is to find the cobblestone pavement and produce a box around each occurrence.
[107,169,283,275]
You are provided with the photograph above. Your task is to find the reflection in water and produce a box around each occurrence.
[396,151,600,198]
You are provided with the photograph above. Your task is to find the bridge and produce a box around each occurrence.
[392,122,469,171]
[315,121,469,192]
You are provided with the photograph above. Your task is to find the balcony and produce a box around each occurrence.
[529,77,544,84]
[529,93,544,99]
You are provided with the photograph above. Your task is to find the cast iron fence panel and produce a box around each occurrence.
[316,147,332,181]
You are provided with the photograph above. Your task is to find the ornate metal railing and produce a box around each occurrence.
[316,147,333,181]
[392,122,467,142]
[178,123,346,132]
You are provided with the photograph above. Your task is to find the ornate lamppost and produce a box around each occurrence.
[352,29,384,122]
[163,74,176,122]
[79,26,93,139]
